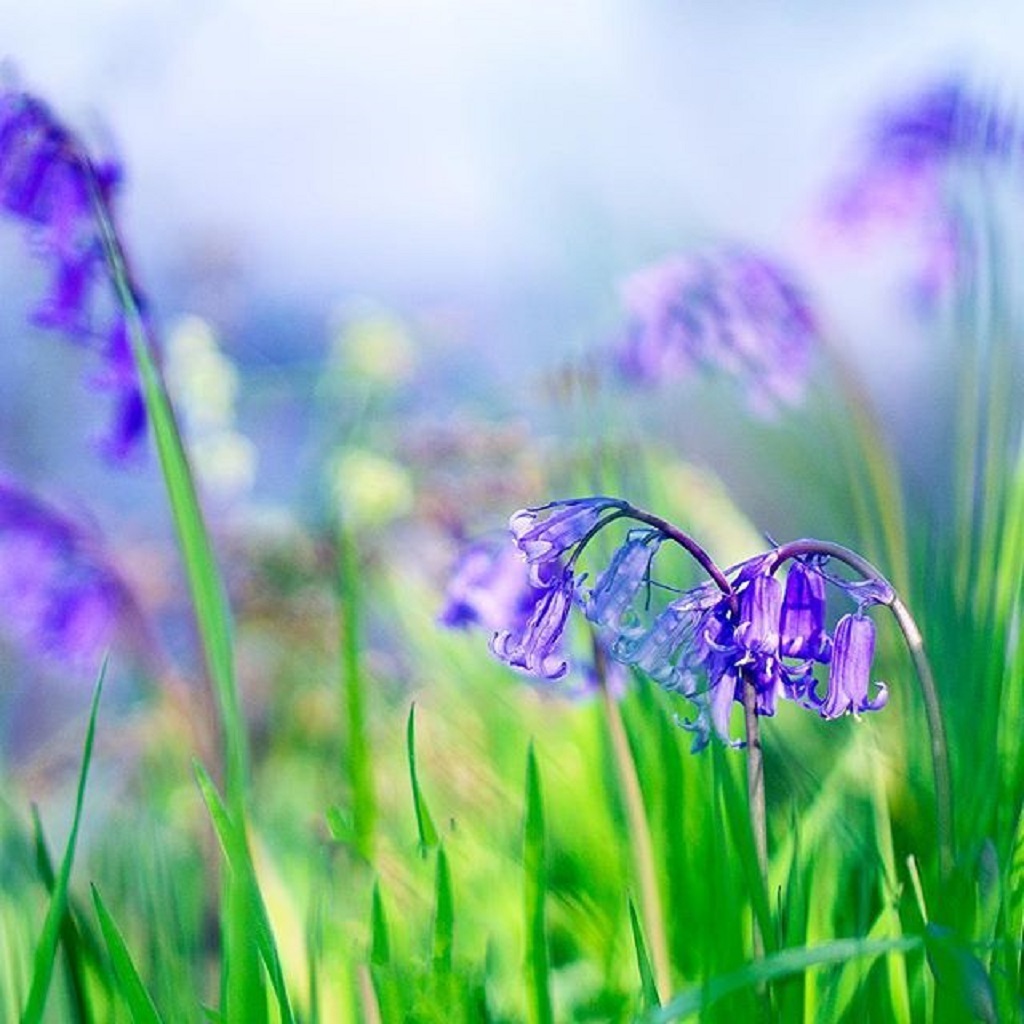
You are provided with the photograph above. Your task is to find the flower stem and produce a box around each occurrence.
[771,539,954,882]
[596,643,672,1003]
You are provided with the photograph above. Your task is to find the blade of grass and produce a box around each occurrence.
[31,807,96,1024]
[89,178,264,1024]
[407,704,438,856]
[368,882,400,1022]
[91,886,165,1024]
[646,936,922,1023]
[524,743,553,1024]
[628,897,661,1012]
[193,762,295,1024]
[337,526,375,859]
[432,844,454,976]
[90,192,247,806]
[21,664,104,1024]
[601,672,671,1002]
[370,882,390,967]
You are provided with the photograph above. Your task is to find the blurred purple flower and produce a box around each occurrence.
[0,476,133,674]
[0,84,148,462]
[822,76,1021,304]
[615,248,819,415]
[439,535,550,633]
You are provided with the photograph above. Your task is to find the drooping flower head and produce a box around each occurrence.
[0,83,149,462]
[482,495,897,751]
[614,248,819,416]
[0,476,137,674]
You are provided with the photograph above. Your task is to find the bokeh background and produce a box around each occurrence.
[5,2,1024,496]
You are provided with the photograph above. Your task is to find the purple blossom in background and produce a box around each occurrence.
[439,534,551,633]
[614,248,819,416]
[822,76,1021,305]
[0,476,132,674]
[0,84,148,462]
[483,496,894,751]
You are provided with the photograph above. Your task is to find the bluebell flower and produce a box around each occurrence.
[0,476,135,674]
[442,532,622,694]
[615,584,719,693]
[581,527,661,642]
[614,248,819,416]
[779,560,832,661]
[510,497,626,582]
[0,84,148,462]
[811,613,888,719]
[481,495,897,748]
[822,76,1020,307]
[490,566,575,679]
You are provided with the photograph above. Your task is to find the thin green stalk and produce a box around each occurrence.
[772,539,954,881]
[524,745,553,1024]
[22,668,104,1024]
[87,167,263,1019]
[599,666,672,1002]
[337,526,376,859]
[87,175,247,809]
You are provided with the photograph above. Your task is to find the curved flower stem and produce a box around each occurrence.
[618,506,734,597]
[771,539,954,882]
[595,641,672,1003]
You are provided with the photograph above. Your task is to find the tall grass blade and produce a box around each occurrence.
[646,936,922,1022]
[21,665,104,1024]
[30,808,95,1024]
[91,886,165,1024]
[407,703,438,855]
[91,195,247,806]
[337,527,376,858]
[524,743,553,1024]
[194,762,295,1024]
[629,897,661,1011]
[432,844,454,976]
[370,883,390,967]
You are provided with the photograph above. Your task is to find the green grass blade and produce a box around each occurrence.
[30,808,94,1024]
[628,897,661,1011]
[21,665,105,1024]
[193,762,295,1024]
[646,936,922,1022]
[91,886,165,1024]
[524,743,553,1024]
[90,191,246,809]
[370,882,390,966]
[407,703,438,855]
[337,527,376,858]
[432,844,454,976]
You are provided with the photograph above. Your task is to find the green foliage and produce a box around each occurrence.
[21,668,104,1024]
